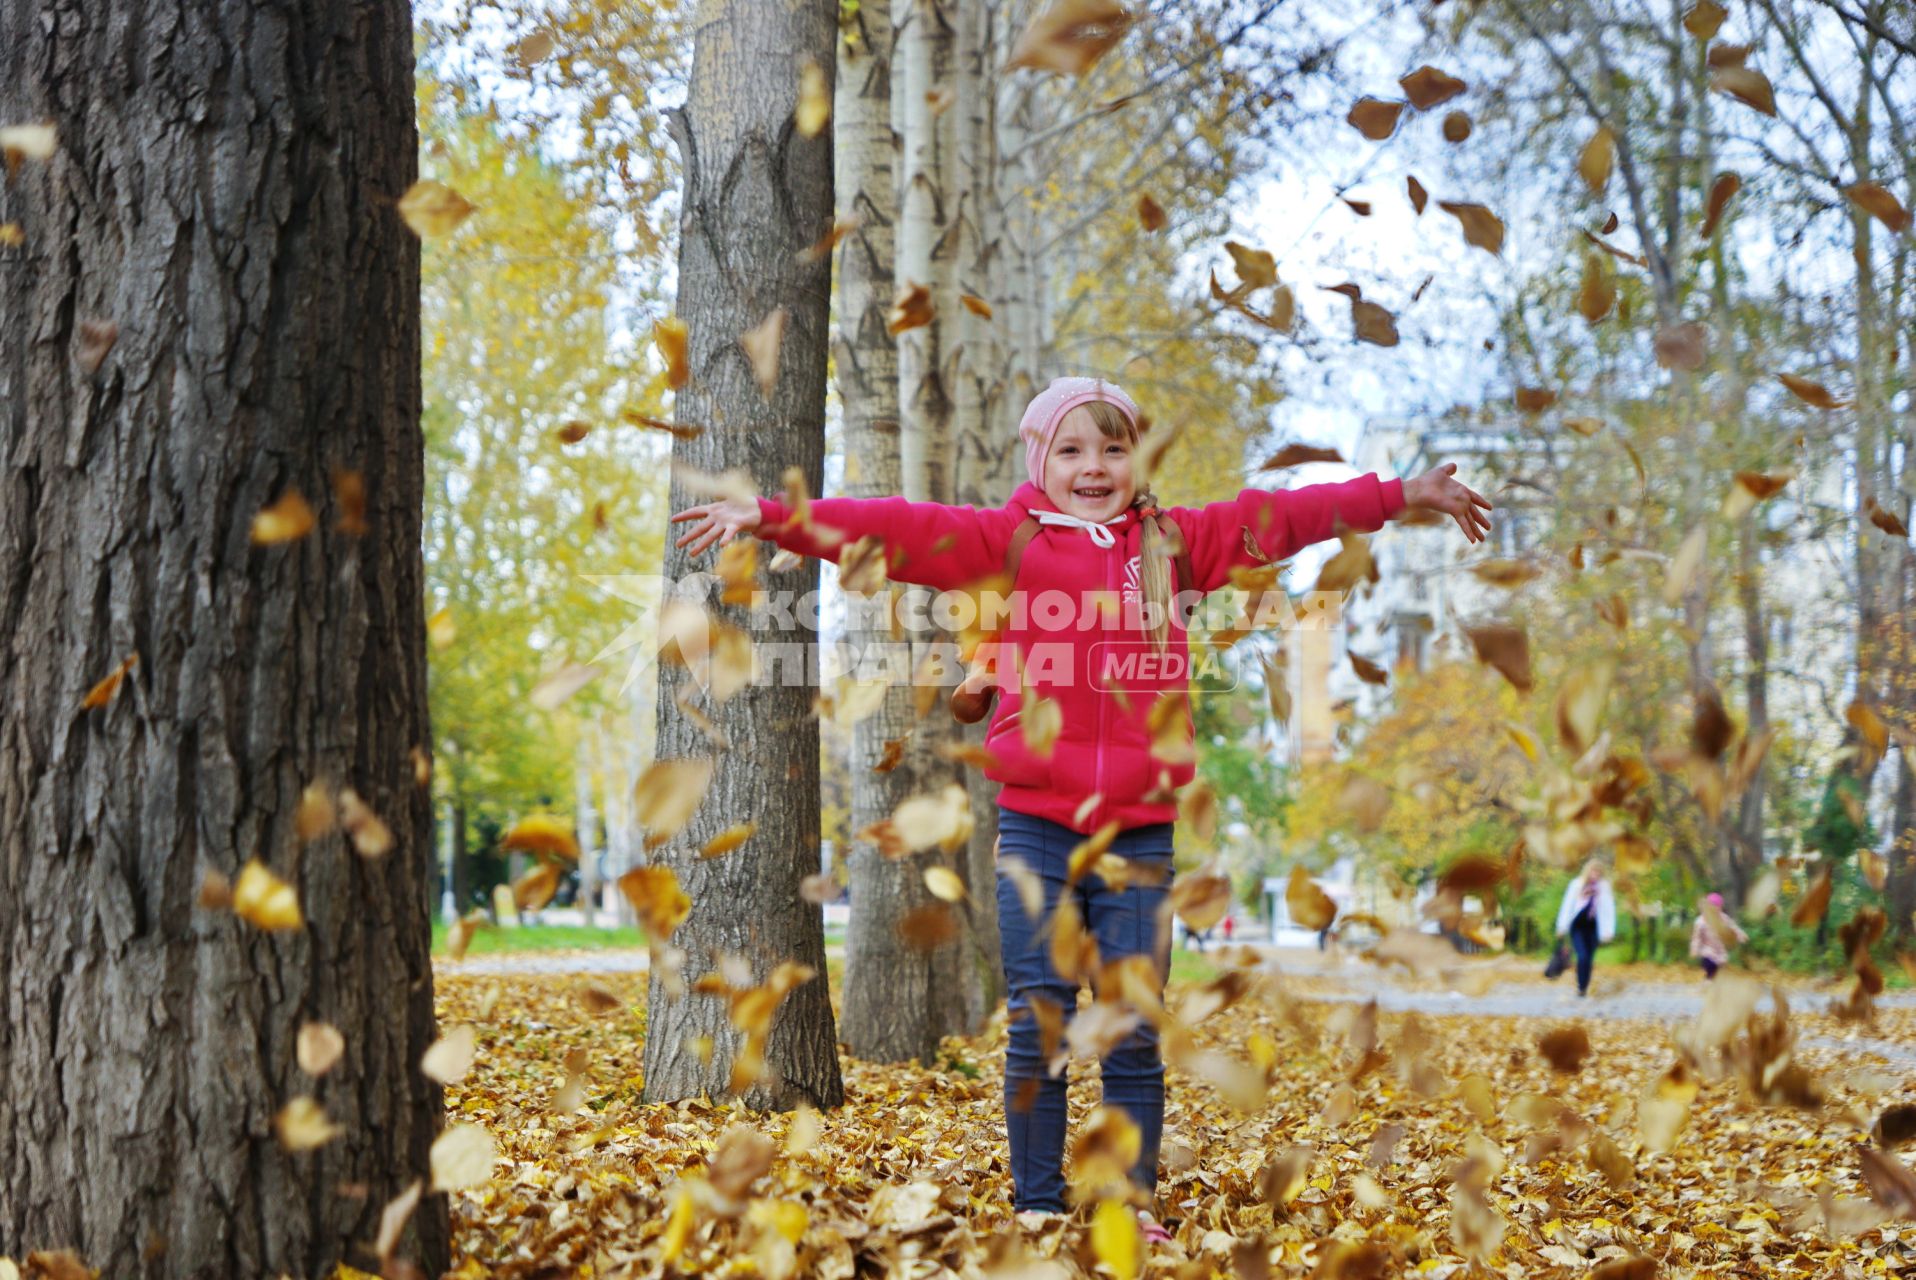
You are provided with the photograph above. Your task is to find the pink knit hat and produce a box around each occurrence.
[1706,893,1724,908]
[1017,377,1142,489]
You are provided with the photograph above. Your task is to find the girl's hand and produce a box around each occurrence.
[1402,462,1493,544]
[670,495,762,556]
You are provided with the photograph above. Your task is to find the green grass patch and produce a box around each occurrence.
[431,920,647,956]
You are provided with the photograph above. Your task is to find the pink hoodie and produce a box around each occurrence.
[754,474,1404,833]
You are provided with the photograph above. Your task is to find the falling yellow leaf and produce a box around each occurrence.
[251,490,317,544]
[1286,865,1337,931]
[427,606,457,650]
[420,1024,478,1084]
[1578,125,1615,194]
[654,315,691,389]
[397,180,474,237]
[633,757,715,848]
[659,1185,696,1264]
[1089,1198,1141,1280]
[1578,252,1616,324]
[502,814,580,861]
[332,788,390,858]
[619,864,693,938]
[795,58,830,138]
[1663,523,1707,604]
[297,1022,346,1076]
[429,1123,496,1191]
[512,862,560,912]
[275,1097,342,1151]
[0,122,59,163]
[233,860,303,931]
[739,308,787,400]
[923,865,968,903]
[700,821,757,859]
[81,652,138,710]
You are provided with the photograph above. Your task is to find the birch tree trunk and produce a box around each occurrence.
[575,737,601,925]
[949,0,1008,1027]
[0,0,447,1273]
[835,0,953,1062]
[641,0,844,1111]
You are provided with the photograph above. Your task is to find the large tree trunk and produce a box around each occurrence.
[0,1,447,1275]
[641,0,844,1111]
[834,0,954,1063]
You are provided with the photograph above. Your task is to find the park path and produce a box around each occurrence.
[1296,955,1916,1071]
[435,945,1916,1069]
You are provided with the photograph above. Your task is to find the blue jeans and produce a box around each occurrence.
[995,808,1175,1212]
[1569,909,1599,995]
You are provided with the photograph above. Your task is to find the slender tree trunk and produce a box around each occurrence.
[1733,517,1769,905]
[575,738,600,925]
[641,0,844,1111]
[949,0,1007,1029]
[597,717,635,928]
[835,0,950,1063]
[0,1,447,1274]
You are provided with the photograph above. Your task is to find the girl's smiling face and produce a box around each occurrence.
[1042,405,1137,522]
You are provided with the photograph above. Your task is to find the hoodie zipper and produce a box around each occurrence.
[1090,525,1118,827]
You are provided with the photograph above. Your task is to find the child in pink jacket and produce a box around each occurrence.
[671,377,1490,1233]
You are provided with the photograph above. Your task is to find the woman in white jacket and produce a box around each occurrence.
[1554,860,1616,997]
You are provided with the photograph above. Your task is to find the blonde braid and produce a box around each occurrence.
[1134,488,1174,654]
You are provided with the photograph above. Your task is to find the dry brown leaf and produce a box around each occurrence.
[1537,1024,1592,1073]
[1400,65,1467,110]
[1136,193,1166,232]
[1006,0,1134,77]
[1463,623,1532,691]
[1347,97,1405,140]
[1654,321,1709,371]
[654,316,690,389]
[1711,65,1777,116]
[1438,201,1504,255]
[1683,0,1727,38]
[1843,181,1912,233]
[1286,865,1337,931]
[1407,175,1428,214]
[1441,110,1472,143]
[1776,371,1849,408]
[1701,171,1741,237]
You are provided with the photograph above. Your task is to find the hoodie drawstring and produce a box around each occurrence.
[1033,509,1126,548]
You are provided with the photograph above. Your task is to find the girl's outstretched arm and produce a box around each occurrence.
[1168,463,1492,593]
[671,491,1013,591]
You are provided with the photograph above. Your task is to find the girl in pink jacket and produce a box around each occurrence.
[671,377,1490,1232]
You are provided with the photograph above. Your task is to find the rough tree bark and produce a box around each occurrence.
[0,1,447,1275]
[640,0,844,1110]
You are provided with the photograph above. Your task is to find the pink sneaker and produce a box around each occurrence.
[1138,1211,1173,1245]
